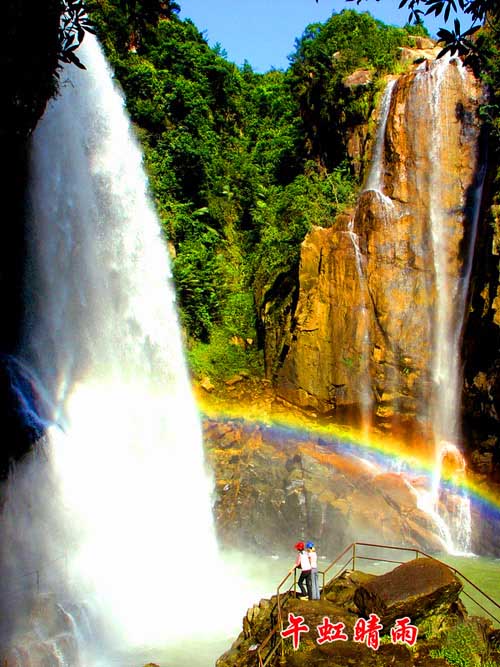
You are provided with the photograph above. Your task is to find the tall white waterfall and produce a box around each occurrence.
[349,61,483,554]
[2,35,241,663]
[412,56,483,554]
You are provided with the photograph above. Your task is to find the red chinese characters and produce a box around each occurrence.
[280,612,310,650]
[390,617,418,646]
[280,613,418,651]
[316,617,349,644]
[353,613,384,650]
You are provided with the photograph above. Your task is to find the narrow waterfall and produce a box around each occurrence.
[410,56,483,553]
[1,34,243,663]
[345,79,397,432]
[348,59,484,553]
[364,79,397,195]
[345,218,373,432]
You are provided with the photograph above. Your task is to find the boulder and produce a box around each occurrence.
[354,557,464,629]
[323,570,378,609]
[225,374,244,386]
[199,376,215,392]
[344,69,373,88]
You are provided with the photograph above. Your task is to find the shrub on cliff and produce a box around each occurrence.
[289,10,416,171]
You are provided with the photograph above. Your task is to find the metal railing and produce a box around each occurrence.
[324,542,500,627]
[256,569,298,667]
[256,541,500,667]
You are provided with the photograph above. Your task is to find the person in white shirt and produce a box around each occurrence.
[307,541,320,600]
[289,541,312,599]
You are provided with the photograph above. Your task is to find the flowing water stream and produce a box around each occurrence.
[412,56,483,554]
[348,60,484,554]
[0,35,255,666]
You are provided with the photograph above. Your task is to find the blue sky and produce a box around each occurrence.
[179,0,471,73]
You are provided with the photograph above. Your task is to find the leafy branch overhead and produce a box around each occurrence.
[59,0,96,69]
[58,0,180,68]
[395,0,490,57]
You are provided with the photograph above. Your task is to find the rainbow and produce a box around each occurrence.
[196,390,500,521]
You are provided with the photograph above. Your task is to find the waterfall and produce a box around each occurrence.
[1,34,242,662]
[345,218,373,432]
[364,79,397,196]
[348,60,483,554]
[344,80,397,432]
[411,56,483,553]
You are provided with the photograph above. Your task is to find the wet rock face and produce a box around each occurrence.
[1,595,82,667]
[205,419,445,557]
[267,56,485,439]
[462,204,500,473]
[272,225,370,415]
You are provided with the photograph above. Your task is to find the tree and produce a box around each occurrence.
[334,0,497,57]
[58,0,178,65]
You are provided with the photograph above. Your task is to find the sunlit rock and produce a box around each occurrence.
[267,53,485,445]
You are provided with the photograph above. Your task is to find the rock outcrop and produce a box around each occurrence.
[266,54,485,443]
[0,594,91,667]
[353,558,464,628]
[205,417,446,556]
[216,558,497,667]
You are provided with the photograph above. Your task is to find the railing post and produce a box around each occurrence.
[352,543,356,571]
[36,570,40,594]
[277,582,286,667]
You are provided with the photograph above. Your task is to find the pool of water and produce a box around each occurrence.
[99,550,289,667]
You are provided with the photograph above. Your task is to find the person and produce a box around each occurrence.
[307,541,320,600]
[289,541,312,600]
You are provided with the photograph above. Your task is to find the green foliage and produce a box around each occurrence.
[476,17,500,147]
[429,623,488,667]
[172,236,221,342]
[59,0,96,69]
[289,10,416,170]
[86,4,420,378]
[348,0,495,58]
[187,327,263,381]
[403,18,430,37]
[252,164,356,297]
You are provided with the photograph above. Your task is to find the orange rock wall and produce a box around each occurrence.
[271,57,485,438]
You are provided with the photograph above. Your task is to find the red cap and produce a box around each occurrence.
[295,541,305,551]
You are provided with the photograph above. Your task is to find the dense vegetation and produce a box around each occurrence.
[83,2,495,383]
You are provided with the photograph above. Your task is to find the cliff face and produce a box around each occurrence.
[462,185,500,474]
[205,417,448,556]
[267,55,487,444]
